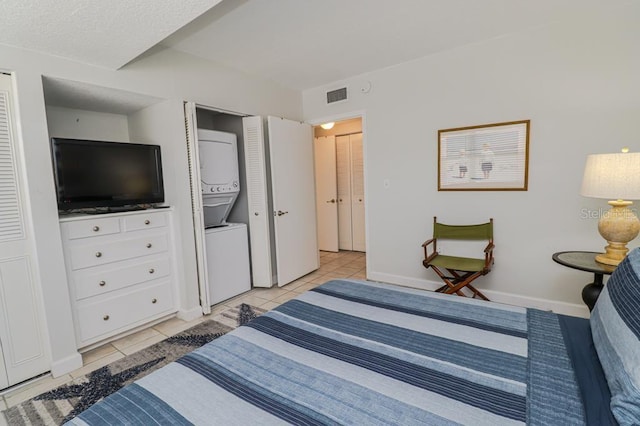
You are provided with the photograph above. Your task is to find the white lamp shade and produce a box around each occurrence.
[581,152,640,200]
[320,122,335,130]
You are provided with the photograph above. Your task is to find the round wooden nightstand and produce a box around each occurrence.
[552,251,616,311]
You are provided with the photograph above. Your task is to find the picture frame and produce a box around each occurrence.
[438,120,530,191]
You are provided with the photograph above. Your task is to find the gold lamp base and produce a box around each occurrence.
[595,200,640,266]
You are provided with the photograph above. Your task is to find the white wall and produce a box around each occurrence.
[303,4,640,316]
[0,44,302,374]
[46,106,130,141]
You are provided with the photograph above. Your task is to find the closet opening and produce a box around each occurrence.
[313,117,367,277]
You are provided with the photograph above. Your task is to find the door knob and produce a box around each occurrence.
[276,210,289,216]
[326,199,336,204]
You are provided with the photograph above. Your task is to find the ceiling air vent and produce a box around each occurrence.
[326,87,347,104]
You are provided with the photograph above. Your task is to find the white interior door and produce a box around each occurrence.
[336,135,353,250]
[314,136,338,252]
[268,116,319,286]
[0,74,49,388]
[0,338,7,389]
[350,133,366,252]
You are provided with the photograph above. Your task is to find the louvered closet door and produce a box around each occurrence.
[336,135,352,250]
[350,133,366,252]
[0,74,49,389]
[242,116,273,287]
[184,102,211,311]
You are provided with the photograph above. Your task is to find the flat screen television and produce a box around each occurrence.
[51,138,165,211]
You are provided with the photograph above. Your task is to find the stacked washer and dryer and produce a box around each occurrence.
[198,129,251,306]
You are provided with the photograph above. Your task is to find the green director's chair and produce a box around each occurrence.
[422,217,494,300]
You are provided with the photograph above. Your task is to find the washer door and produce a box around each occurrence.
[202,195,236,227]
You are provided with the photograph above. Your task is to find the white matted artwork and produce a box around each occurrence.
[438,120,530,191]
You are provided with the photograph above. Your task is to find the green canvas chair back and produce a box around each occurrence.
[433,220,493,241]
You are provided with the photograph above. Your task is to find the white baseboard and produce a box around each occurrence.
[367,271,590,318]
[50,352,83,378]
[177,306,203,322]
[482,288,590,318]
[367,271,437,291]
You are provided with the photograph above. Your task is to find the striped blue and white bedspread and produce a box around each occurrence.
[70,279,586,425]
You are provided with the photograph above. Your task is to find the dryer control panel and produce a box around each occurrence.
[207,181,239,193]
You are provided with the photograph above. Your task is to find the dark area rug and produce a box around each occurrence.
[2,303,264,425]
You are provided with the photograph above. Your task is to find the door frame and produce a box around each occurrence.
[184,102,249,314]
[307,111,369,263]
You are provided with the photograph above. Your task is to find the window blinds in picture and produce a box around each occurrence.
[438,120,530,191]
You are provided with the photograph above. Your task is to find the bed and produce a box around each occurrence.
[67,250,640,425]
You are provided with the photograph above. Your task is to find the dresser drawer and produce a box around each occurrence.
[124,212,167,232]
[72,255,171,300]
[75,280,174,344]
[68,233,168,270]
[63,217,120,240]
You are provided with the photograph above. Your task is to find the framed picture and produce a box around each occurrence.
[438,120,530,191]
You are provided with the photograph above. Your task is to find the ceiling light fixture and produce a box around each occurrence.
[320,122,335,130]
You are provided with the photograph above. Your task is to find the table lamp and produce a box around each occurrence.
[580,149,640,266]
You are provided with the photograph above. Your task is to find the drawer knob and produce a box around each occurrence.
[95,252,102,258]
[144,219,151,225]
[103,315,110,321]
[99,280,106,287]
[146,243,152,248]
[151,298,157,304]
[93,225,100,232]
[149,268,155,274]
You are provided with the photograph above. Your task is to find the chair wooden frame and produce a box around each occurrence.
[422,217,494,300]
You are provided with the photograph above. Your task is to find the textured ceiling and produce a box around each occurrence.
[1,0,633,91]
[164,0,633,90]
[0,0,222,69]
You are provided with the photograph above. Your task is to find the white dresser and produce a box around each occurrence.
[60,209,177,349]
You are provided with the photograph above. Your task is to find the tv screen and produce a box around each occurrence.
[51,138,164,210]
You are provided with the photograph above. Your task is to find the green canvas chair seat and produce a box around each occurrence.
[422,217,494,300]
[428,255,486,273]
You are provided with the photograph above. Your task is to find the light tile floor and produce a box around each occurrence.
[0,250,366,419]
